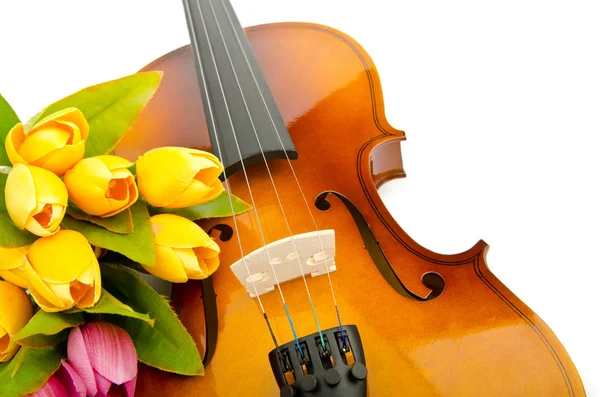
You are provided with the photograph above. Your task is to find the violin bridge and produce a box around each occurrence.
[229,230,336,298]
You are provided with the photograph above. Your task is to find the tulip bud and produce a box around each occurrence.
[142,214,220,283]
[0,280,33,362]
[22,230,101,312]
[5,163,68,237]
[136,147,224,208]
[5,107,89,177]
[0,246,31,288]
[67,323,137,397]
[64,155,138,218]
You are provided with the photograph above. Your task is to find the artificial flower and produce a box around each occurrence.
[26,360,87,397]
[4,163,68,237]
[0,245,30,288]
[67,322,137,397]
[5,107,89,176]
[23,230,101,312]
[0,280,33,362]
[64,155,138,218]
[136,147,224,208]
[142,214,220,283]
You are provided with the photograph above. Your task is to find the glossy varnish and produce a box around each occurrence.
[115,22,585,396]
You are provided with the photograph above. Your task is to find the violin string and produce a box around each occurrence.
[218,0,345,345]
[206,0,327,351]
[193,0,304,355]
[183,0,281,352]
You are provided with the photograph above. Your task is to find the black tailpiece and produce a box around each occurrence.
[269,325,367,397]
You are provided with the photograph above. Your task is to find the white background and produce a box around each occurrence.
[0,1,598,395]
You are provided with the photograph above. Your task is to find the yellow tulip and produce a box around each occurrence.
[0,246,31,289]
[136,147,224,208]
[5,107,89,176]
[64,155,138,218]
[142,214,220,283]
[5,164,68,237]
[22,230,101,312]
[0,280,33,361]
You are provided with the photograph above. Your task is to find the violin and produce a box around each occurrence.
[113,0,586,395]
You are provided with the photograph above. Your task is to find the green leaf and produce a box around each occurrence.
[61,200,155,265]
[13,311,84,349]
[69,290,154,326]
[66,206,134,234]
[0,173,37,248]
[148,191,252,220]
[25,72,163,157]
[101,263,203,376]
[0,93,20,166]
[0,347,62,397]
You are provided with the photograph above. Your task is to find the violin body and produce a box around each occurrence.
[115,22,584,396]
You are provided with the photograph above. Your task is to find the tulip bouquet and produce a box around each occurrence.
[0,72,250,397]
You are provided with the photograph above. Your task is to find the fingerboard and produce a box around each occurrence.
[182,0,297,177]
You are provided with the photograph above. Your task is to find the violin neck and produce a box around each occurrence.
[182,0,297,177]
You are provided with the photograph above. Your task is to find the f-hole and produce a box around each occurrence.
[315,191,445,301]
[207,224,234,242]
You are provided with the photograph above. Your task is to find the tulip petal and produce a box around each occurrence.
[203,178,225,201]
[142,245,188,283]
[106,178,130,201]
[20,125,69,163]
[96,155,133,171]
[48,204,67,227]
[5,123,27,166]
[124,377,137,397]
[0,280,33,334]
[28,230,96,284]
[151,214,211,249]
[0,328,13,361]
[27,375,68,397]
[93,371,113,397]
[0,268,31,289]
[82,323,138,385]
[75,261,101,309]
[67,327,98,396]
[0,337,20,362]
[136,147,199,207]
[29,108,88,139]
[27,202,64,237]
[23,258,68,311]
[47,283,76,307]
[56,360,87,397]
[0,327,7,343]
[64,157,116,216]
[55,120,82,143]
[167,178,214,209]
[171,178,225,208]
[5,164,37,229]
[195,239,221,275]
[37,140,87,177]
[69,157,112,191]
[0,246,29,270]
[173,247,205,279]
[65,173,111,216]
[25,215,58,237]
[0,324,22,362]
[29,165,69,206]
[188,152,223,184]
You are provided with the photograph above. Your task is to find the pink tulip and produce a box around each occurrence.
[67,322,138,397]
[27,360,86,397]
